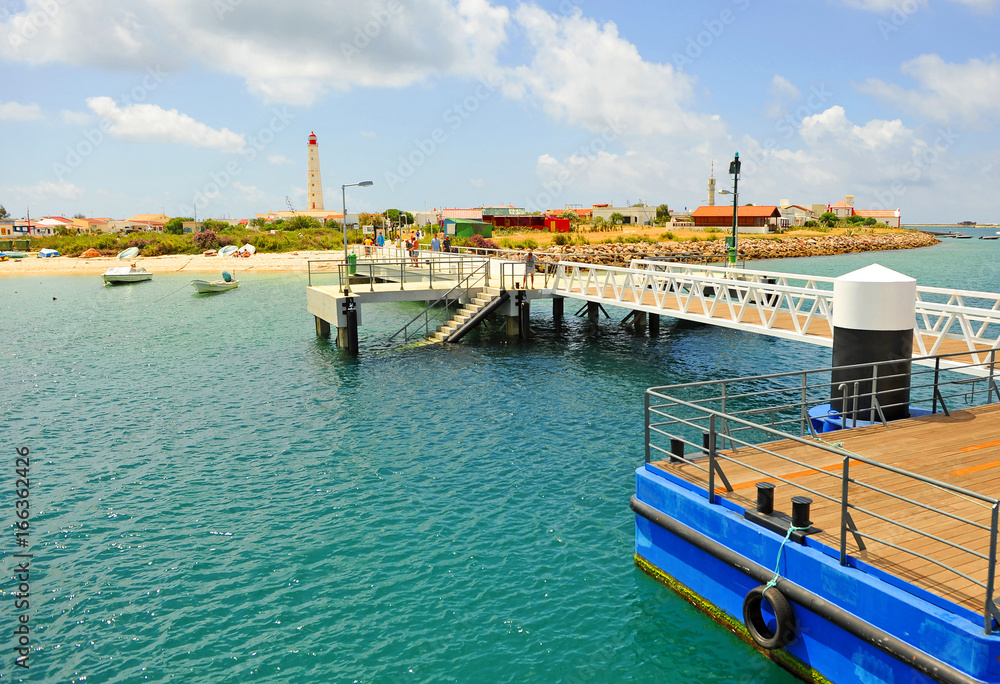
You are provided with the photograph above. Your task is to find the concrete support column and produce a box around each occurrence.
[649,313,660,337]
[632,311,647,331]
[552,296,564,324]
[315,316,330,338]
[506,315,520,337]
[519,300,530,340]
[587,301,599,325]
[831,265,916,421]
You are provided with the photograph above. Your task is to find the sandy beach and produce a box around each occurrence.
[0,250,346,276]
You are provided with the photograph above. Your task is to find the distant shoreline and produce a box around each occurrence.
[0,232,942,276]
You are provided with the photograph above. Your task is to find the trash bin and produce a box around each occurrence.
[348,253,357,275]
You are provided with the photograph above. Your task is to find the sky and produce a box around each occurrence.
[1,0,999,223]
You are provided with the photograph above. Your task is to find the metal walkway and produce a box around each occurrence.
[550,259,1000,370]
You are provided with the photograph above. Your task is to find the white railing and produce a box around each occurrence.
[550,259,1000,362]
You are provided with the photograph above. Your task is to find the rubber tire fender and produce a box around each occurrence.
[742,585,796,650]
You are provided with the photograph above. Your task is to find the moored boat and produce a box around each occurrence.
[102,264,152,284]
[190,271,238,293]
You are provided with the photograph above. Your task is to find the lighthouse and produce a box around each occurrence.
[306,132,324,211]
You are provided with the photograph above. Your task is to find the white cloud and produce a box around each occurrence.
[769,75,801,100]
[7,180,85,201]
[85,97,246,152]
[469,177,485,187]
[0,100,42,121]
[0,0,512,105]
[233,182,264,200]
[857,54,1000,125]
[503,5,716,138]
[61,110,93,125]
[267,154,293,165]
[359,130,377,138]
[765,74,801,117]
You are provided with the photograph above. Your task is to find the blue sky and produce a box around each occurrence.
[1,0,999,222]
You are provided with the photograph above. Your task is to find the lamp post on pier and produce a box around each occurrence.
[719,152,741,266]
[342,180,374,265]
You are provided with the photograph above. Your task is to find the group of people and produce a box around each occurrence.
[362,233,386,257]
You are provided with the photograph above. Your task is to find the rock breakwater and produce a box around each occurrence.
[537,231,938,267]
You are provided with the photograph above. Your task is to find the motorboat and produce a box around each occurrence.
[190,271,238,293]
[103,264,152,284]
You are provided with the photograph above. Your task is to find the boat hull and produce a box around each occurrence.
[103,273,152,284]
[190,279,238,293]
[634,465,1000,684]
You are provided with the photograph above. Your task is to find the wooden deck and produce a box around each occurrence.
[651,403,1000,616]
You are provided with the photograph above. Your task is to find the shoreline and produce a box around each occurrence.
[0,233,940,276]
[0,250,345,276]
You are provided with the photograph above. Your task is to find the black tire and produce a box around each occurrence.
[742,585,796,650]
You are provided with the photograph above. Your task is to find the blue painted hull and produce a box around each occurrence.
[635,465,1000,684]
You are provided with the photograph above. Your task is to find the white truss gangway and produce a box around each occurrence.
[549,259,1000,373]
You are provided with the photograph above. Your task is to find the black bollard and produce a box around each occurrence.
[669,438,684,463]
[791,496,812,528]
[755,482,775,515]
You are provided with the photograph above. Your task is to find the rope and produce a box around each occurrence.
[764,523,812,590]
[149,281,192,304]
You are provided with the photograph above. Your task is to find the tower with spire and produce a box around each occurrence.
[306,132,324,211]
[707,160,716,207]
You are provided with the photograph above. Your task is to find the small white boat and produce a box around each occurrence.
[103,264,152,284]
[190,272,238,293]
[117,246,140,259]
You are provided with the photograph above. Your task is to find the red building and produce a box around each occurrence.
[691,206,782,233]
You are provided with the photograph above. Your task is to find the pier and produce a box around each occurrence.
[307,249,1000,373]
[636,349,1000,683]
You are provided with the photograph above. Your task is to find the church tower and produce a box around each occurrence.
[307,132,324,211]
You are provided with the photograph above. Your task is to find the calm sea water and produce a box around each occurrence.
[1,231,997,683]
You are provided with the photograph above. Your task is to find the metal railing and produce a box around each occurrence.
[644,348,1000,633]
[387,259,492,344]
[307,251,489,291]
[550,259,1000,362]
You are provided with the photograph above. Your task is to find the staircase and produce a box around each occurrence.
[428,287,504,343]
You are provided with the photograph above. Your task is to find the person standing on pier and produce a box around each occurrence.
[523,249,537,289]
[443,234,451,253]
[431,233,441,251]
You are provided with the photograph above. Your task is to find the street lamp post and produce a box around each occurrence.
[719,152,741,266]
[342,180,374,266]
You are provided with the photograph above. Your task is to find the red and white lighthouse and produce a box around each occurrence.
[306,132,324,211]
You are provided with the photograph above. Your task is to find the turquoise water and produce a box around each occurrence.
[0,233,994,683]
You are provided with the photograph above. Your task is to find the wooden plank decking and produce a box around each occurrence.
[651,403,1000,616]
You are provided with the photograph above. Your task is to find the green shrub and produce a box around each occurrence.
[552,233,569,245]
[659,232,676,241]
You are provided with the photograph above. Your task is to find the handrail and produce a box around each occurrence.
[643,348,1000,633]
[550,259,1000,358]
[387,260,492,343]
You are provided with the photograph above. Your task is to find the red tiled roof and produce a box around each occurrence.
[692,205,781,218]
[855,209,900,217]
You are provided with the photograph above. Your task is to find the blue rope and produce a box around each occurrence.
[765,524,811,590]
